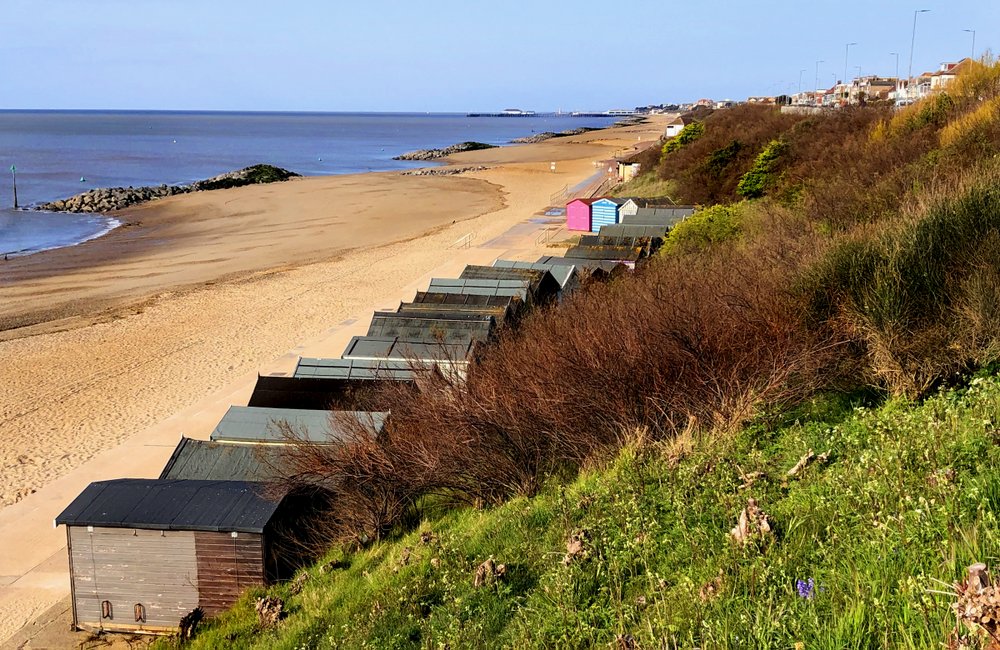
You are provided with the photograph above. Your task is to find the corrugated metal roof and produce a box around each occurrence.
[55,479,284,533]
[491,260,576,289]
[621,207,695,227]
[367,313,495,344]
[564,245,643,262]
[598,224,670,238]
[210,405,386,443]
[410,292,517,307]
[159,438,286,482]
[458,266,561,303]
[579,235,656,248]
[342,336,474,363]
[536,256,625,273]
[426,278,530,299]
[293,358,418,381]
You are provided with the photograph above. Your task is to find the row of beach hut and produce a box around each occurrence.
[54,244,598,635]
[566,196,696,233]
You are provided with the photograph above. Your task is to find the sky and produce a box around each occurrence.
[0,0,997,112]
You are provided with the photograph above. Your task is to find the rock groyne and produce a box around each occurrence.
[509,127,599,144]
[36,164,299,214]
[393,141,497,162]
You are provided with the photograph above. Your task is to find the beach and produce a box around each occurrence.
[0,116,668,645]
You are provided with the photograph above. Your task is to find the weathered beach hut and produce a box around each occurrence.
[56,479,310,634]
[398,293,521,326]
[598,223,670,239]
[589,198,626,233]
[341,335,475,369]
[536,255,625,274]
[159,438,285,482]
[492,260,578,292]
[247,375,405,411]
[458,265,562,304]
[566,198,596,231]
[293,358,418,382]
[426,278,531,300]
[564,245,643,265]
[579,234,662,257]
[621,206,696,227]
[366,312,496,344]
[211,405,387,444]
[618,198,683,218]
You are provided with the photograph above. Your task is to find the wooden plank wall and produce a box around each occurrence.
[69,527,199,630]
[194,531,265,616]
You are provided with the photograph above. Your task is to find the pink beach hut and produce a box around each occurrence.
[566,198,596,232]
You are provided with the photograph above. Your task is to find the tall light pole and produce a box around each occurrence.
[890,52,900,79]
[798,68,806,94]
[815,59,825,104]
[908,9,930,97]
[844,42,858,93]
[964,29,976,60]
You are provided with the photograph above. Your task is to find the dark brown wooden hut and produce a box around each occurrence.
[56,479,312,635]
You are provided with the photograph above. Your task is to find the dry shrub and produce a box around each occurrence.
[334,248,830,534]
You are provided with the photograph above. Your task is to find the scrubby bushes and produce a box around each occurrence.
[658,105,804,204]
[285,243,835,543]
[661,120,705,155]
[271,55,1000,590]
[806,166,1000,397]
[659,203,746,256]
[737,138,787,198]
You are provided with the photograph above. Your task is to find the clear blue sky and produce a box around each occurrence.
[1,0,997,111]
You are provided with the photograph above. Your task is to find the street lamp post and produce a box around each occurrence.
[798,68,806,94]
[814,60,825,105]
[908,9,930,99]
[844,42,858,98]
[963,29,976,60]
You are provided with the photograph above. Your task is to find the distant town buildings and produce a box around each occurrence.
[631,56,973,117]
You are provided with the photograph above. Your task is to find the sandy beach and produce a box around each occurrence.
[0,116,668,645]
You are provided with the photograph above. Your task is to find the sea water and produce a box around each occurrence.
[0,111,617,256]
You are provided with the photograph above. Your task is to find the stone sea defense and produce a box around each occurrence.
[509,127,599,144]
[393,141,497,161]
[35,164,299,214]
[400,165,488,177]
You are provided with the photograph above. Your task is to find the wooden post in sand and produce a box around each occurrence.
[10,165,17,209]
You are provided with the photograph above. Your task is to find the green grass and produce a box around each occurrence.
[612,174,678,200]
[174,373,1000,649]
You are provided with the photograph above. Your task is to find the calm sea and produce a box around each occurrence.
[0,111,616,256]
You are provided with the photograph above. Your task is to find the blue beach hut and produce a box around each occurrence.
[589,198,625,233]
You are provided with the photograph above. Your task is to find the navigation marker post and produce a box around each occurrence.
[10,165,17,210]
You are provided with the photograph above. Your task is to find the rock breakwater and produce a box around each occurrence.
[509,127,599,144]
[393,141,497,161]
[36,164,299,214]
[400,165,488,177]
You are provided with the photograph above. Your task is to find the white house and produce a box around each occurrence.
[664,115,691,138]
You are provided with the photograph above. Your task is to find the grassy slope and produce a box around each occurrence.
[182,375,1000,649]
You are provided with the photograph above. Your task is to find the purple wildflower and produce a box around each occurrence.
[796,578,815,599]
